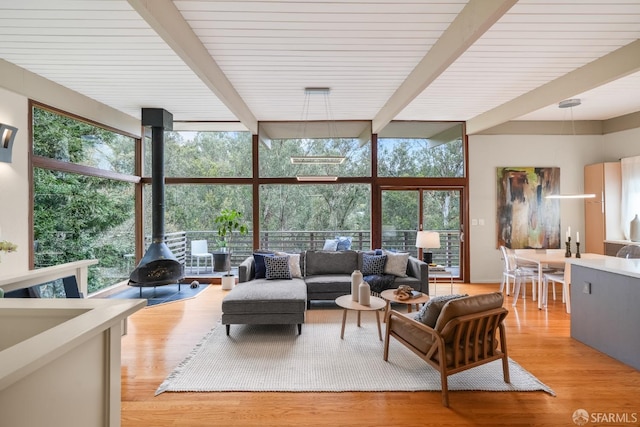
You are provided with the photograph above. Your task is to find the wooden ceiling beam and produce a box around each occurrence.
[371,0,517,134]
[127,0,258,134]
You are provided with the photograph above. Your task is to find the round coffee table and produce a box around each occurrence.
[380,289,430,320]
[335,294,386,341]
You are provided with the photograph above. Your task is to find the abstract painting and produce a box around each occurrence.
[496,167,561,249]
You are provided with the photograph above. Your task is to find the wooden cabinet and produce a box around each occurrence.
[584,162,622,254]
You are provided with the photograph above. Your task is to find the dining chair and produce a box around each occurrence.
[499,246,538,306]
[541,270,570,313]
[615,244,640,259]
[190,239,213,273]
[498,245,517,296]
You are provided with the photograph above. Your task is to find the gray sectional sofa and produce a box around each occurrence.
[221,249,429,335]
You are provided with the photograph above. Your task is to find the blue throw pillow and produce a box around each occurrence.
[336,236,353,251]
[264,255,292,280]
[362,254,387,276]
[253,252,274,279]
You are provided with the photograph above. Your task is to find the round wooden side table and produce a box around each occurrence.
[380,289,430,321]
[335,294,386,341]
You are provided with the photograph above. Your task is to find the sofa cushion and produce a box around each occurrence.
[304,274,352,293]
[305,250,358,275]
[362,254,387,275]
[383,250,410,277]
[253,252,274,279]
[434,292,504,333]
[265,255,292,280]
[414,294,467,328]
[222,279,307,315]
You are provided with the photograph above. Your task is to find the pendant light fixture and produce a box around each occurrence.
[545,98,596,200]
[293,87,343,181]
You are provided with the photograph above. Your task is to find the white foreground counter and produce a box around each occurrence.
[0,298,146,427]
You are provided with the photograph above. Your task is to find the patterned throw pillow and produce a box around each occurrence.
[322,239,338,251]
[335,236,353,251]
[264,255,292,280]
[362,254,387,276]
[253,252,274,279]
[275,251,302,278]
[383,250,410,277]
[414,294,467,328]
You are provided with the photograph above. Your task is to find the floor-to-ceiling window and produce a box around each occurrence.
[377,121,467,280]
[31,103,138,294]
[142,129,254,271]
[257,121,372,252]
[30,108,469,290]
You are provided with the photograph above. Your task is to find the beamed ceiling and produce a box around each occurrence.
[1,0,639,135]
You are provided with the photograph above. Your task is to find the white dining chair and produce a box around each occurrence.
[499,245,517,296]
[500,246,538,306]
[190,240,213,273]
[542,270,571,313]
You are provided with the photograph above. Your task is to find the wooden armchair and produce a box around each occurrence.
[383,292,509,407]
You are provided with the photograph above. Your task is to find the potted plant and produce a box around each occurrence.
[213,209,249,289]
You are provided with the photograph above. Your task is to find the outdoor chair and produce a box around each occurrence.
[384,292,509,407]
[190,239,213,273]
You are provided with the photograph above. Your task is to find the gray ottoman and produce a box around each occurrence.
[221,278,307,335]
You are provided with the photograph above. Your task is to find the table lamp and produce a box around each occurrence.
[415,231,441,264]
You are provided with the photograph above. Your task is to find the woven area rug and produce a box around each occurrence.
[156,308,555,395]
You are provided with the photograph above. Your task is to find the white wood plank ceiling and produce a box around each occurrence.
[0,0,639,134]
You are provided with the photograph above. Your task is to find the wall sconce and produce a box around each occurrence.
[0,124,18,163]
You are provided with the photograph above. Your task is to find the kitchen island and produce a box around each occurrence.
[569,256,640,370]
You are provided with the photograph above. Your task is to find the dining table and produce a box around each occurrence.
[513,250,609,309]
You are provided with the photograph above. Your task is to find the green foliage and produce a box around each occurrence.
[213,209,249,246]
[33,107,136,292]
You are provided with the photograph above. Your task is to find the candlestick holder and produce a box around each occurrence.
[565,237,572,258]
[576,241,581,258]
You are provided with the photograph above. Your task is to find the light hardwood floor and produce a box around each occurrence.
[120,282,640,427]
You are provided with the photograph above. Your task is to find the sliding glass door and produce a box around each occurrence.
[381,188,463,279]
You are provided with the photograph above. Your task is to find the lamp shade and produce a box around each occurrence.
[415,231,441,249]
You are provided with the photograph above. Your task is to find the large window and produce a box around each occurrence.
[30,110,470,286]
[144,130,252,178]
[378,122,464,177]
[32,104,138,294]
[143,183,253,265]
[259,184,371,252]
[259,121,371,178]
[33,108,135,174]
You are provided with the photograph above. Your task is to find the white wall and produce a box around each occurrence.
[603,127,640,161]
[0,87,30,276]
[468,134,604,282]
